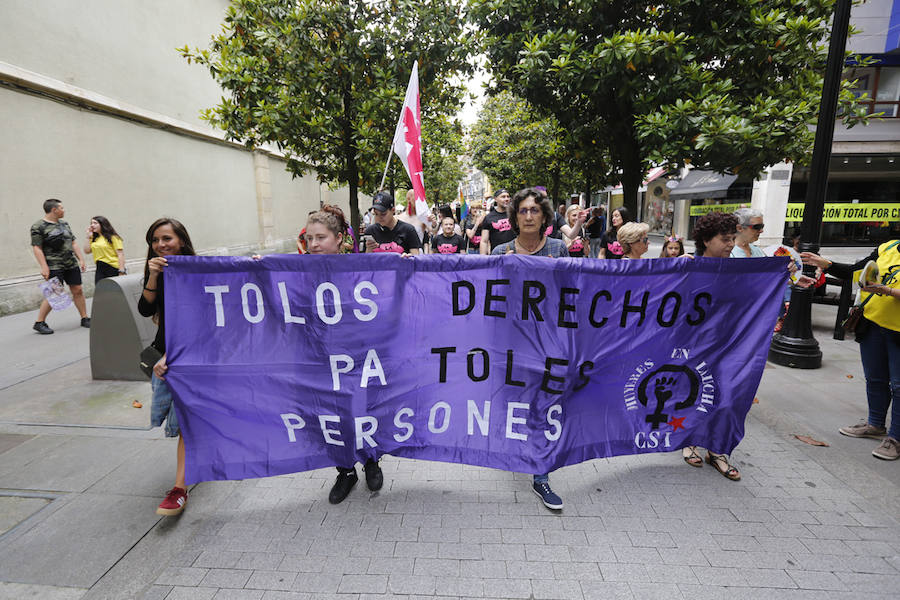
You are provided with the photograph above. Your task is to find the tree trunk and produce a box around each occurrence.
[619,142,642,217]
[583,170,593,208]
[550,167,561,209]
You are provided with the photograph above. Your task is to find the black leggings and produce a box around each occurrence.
[94,261,120,284]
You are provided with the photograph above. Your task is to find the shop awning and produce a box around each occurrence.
[668,169,738,201]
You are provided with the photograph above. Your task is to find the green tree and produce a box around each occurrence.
[180,0,473,232]
[470,0,868,215]
[423,115,466,207]
[469,91,590,204]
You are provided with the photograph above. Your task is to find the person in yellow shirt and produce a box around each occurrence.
[803,240,900,460]
[84,216,125,284]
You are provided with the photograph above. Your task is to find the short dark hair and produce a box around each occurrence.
[508,187,555,236]
[43,199,62,214]
[692,212,738,256]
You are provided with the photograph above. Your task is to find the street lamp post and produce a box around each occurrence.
[768,0,852,369]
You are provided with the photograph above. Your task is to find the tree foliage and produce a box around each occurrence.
[470,0,869,215]
[180,0,473,231]
[469,91,587,204]
[422,115,466,207]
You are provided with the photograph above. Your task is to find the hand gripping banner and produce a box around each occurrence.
[163,254,787,484]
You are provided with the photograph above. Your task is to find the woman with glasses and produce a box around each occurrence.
[492,188,568,510]
[730,208,766,258]
[617,222,651,260]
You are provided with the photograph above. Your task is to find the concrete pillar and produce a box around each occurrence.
[751,161,793,247]
[253,151,275,248]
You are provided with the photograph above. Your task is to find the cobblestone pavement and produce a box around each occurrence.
[124,411,899,600]
[1,301,897,600]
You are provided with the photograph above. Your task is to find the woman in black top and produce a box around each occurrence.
[598,206,632,259]
[138,218,196,516]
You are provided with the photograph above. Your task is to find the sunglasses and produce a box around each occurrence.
[749,223,765,231]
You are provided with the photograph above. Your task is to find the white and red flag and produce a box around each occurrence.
[391,61,428,221]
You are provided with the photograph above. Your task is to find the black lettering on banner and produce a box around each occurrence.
[452,281,475,315]
[620,290,649,327]
[589,290,611,327]
[484,279,509,318]
[467,348,490,381]
[557,287,579,328]
[656,291,682,328]
[521,280,546,321]
[505,349,526,387]
[574,360,594,391]
[431,347,456,383]
[686,292,712,326]
[541,357,569,395]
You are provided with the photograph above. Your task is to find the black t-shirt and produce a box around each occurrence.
[586,215,606,238]
[365,220,422,253]
[600,230,625,259]
[480,207,516,250]
[431,233,465,254]
[546,213,566,239]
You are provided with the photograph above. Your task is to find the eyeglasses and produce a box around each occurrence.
[517,207,542,216]
[750,223,765,231]
[641,237,650,244]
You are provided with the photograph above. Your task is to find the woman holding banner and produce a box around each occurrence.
[683,212,743,480]
[138,218,197,515]
[492,188,567,509]
[305,205,386,502]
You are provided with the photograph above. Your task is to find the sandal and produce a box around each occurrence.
[706,452,740,481]
[682,446,702,467]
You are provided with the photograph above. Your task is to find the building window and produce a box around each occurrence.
[845,66,900,118]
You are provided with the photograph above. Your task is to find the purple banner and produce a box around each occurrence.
[163,254,787,484]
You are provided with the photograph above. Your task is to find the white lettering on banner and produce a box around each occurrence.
[329,354,354,391]
[203,279,380,327]
[429,402,451,433]
[393,408,414,442]
[352,281,379,321]
[241,283,265,323]
[319,415,344,446]
[280,413,306,442]
[545,405,562,441]
[204,285,230,327]
[315,282,342,324]
[634,431,672,449]
[281,401,565,446]
[696,361,715,413]
[355,416,378,449]
[467,400,490,436]
[360,349,386,388]
[278,281,306,324]
[506,402,529,441]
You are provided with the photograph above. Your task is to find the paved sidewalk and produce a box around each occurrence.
[0,304,897,600]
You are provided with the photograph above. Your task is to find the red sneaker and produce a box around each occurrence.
[156,487,188,516]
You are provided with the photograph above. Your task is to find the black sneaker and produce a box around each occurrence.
[363,459,383,491]
[328,468,358,504]
[532,481,563,510]
[33,321,54,335]
[80,317,91,328]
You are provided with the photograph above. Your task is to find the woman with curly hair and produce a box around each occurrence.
[682,212,742,479]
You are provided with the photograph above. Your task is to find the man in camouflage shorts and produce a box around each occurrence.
[30,199,90,334]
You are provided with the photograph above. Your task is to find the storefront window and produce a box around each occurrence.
[845,66,900,118]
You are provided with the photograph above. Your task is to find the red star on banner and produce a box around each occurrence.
[668,416,686,432]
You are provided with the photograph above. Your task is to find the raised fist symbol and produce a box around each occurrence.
[654,377,675,405]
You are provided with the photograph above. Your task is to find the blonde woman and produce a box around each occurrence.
[563,205,589,257]
[617,222,651,260]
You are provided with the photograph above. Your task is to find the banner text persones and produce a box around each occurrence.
[163,254,787,484]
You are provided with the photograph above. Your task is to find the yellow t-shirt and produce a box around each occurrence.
[90,235,124,269]
[862,240,900,332]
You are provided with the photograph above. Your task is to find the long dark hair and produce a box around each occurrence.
[143,218,195,282]
[607,206,632,236]
[91,216,119,245]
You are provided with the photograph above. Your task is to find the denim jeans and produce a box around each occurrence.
[533,473,549,484]
[859,321,900,439]
[150,374,179,437]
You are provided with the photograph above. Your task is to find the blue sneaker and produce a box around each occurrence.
[532,481,563,510]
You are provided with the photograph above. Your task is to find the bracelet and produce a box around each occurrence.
[143,287,157,292]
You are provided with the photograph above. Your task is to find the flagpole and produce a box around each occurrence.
[378,147,393,191]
